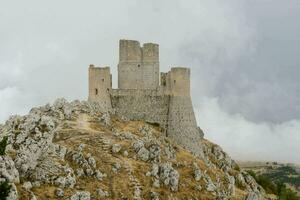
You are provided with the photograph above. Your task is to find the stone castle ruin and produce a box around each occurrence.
[88,39,203,155]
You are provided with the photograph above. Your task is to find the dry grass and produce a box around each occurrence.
[16,113,250,200]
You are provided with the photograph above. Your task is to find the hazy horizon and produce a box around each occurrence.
[1,0,300,164]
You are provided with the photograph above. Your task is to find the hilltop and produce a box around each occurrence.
[0,99,269,199]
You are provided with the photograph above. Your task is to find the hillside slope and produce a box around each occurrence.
[0,99,270,199]
[239,161,300,197]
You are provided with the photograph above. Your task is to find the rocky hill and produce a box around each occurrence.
[0,99,270,200]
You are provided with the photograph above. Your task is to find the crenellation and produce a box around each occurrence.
[88,39,203,157]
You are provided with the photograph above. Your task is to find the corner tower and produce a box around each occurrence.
[88,65,112,109]
[167,67,203,157]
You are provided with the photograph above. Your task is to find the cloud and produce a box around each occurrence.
[195,97,300,164]
[0,87,38,122]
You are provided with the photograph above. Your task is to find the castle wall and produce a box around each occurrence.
[110,89,169,132]
[88,65,112,109]
[88,39,203,157]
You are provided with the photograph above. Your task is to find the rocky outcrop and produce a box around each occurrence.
[0,98,267,199]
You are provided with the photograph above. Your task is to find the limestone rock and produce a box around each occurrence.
[111,144,122,153]
[245,192,260,200]
[193,162,202,181]
[0,156,19,183]
[132,140,144,152]
[152,178,160,188]
[100,112,111,126]
[149,144,161,162]
[159,162,179,192]
[70,191,91,200]
[55,188,64,197]
[112,162,121,173]
[96,188,109,198]
[94,170,106,180]
[7,183,18,200]
[22,181,32,191]
[137,147,149,161]
[151,191,160,200]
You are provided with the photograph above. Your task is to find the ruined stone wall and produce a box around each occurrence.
[88,65,112,109]
[110,89,169,132]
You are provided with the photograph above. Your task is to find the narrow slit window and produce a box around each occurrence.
[102,79,104,82]
[95,88,98,95]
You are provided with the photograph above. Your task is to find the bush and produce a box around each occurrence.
[0,136,8,156]
[0,181,11,200]
[276,182,299,200]
[247,170,300,200]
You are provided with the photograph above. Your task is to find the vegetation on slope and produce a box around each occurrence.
[248,170,300,200]
[0,136,8,155]
[0,136,11,200]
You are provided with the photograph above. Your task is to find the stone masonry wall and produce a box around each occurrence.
[110,89,170,132]
[167,96,203,157]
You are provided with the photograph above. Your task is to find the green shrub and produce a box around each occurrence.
[233,164,241,171]
[247,170,300,199]
[0,136,8,156]
[0,181,11,200]
[276,182,299,200]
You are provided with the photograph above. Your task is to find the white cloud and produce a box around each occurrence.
[195,97,300,164]
[0,87,38,122]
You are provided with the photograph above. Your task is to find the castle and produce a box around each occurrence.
[88,39,203,155]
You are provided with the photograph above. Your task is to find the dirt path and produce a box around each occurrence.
[76,113,92,131]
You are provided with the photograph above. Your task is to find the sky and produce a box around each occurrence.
[0,0,299,164]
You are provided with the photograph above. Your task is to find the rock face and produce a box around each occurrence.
[0,98,268,199]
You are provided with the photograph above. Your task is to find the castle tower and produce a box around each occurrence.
[88,65,112,109]
[167,67,203,157]
[118,40,142,89]
[141,43,159,89]
[118,39,159,89]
